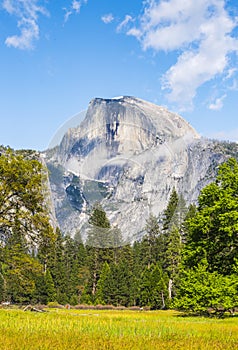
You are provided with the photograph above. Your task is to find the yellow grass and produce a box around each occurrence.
[0,308,237,349]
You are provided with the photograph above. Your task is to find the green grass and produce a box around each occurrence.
[0,309,237,349]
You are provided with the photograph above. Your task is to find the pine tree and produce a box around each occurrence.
[87,203,111,245]
[63,235,87,301]
[95,262,111,304]
[183,204,197,243]
[174,194,188,237]
[110,225,124,264]
[46,231,68,303]
[141,214,161,268]
[139,264,168,309]
[86,203,113,299]
[162,187,179,231]
[3,240,42,303]
[165,225,183,299]
[44,269,56,302]
[157,188,179,269]
[113,259,134,306]
[123,244,139,306]
[159,189,186,298]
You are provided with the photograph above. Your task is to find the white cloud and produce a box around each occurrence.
[224,68,237,80]
[3,0,48,49]
[117,15,133,32]
[3,0,88,49]
[72,0,82,13]
[127,27,141,38]
[209,94,227,111]
[5,18,39,50]
[127,0,238,110]
[228,79,238,91]
[101,13,114,24]
[64,0,87,23]
[2,0,15,14]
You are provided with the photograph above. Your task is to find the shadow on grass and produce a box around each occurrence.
[175,310,238,319]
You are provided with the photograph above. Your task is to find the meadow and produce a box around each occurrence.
[0,308,237,350]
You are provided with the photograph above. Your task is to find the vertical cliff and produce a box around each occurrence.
[45,96,237,242]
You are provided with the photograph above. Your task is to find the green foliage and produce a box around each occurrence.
[85,204,114,299]
[108,260,134,306]
[162,187,179,231]
[95,262,111,304]
[3,245,42,303]
[0,150,50,246]
[44,269,56,303]
[184,158,238,275]
[139,264,169,309]
[0,270,4,301]
[88,203,110,229]
[174,261,238,314]
[0,150,56,303]
[141,214,161,268]
[165,225,182,284]
[1,150,237,313]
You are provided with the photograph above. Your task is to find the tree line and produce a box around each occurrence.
[0,148,237,315]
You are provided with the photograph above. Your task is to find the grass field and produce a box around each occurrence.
[0,308,237,349]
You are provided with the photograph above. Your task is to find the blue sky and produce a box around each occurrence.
[0,0,238,150]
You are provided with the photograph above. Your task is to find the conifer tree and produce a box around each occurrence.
[141,214,161,268]
[44,269,56,303]
[162,187,179,231]
[139,264,168,309]
[46,231,68,303]
[183,203,197,243]
[86,203,113,299]
[165,224,183,298]
[3,240,42,303]
[95,262,111,304]
[114,259,134,306]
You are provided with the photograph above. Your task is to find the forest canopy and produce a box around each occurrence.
[0,150,237,315]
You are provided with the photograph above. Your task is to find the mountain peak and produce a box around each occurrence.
[46,96,215,240]
[84,96,200,141]
[90,96,136,103]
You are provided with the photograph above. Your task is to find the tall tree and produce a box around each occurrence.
[141,214,161,268]
[3,238,42,303]
[0,150,52,248]
[174,261,238,315]
[159,188,180,269]
[184,158,238,275]
[44,269,56,303]
[183,204,197,243]
[162,187,179,231]
[165,225,183,299]
[109,259,134,306]
[86,203,113,299]
[139,264,168,309]
[95,262,111,304]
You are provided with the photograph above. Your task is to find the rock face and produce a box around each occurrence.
[45,96,237,242]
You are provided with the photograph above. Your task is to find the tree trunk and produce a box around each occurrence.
[161,291,165,309]
[168,278,173,299]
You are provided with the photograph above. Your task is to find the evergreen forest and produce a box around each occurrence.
[0,147,237,316]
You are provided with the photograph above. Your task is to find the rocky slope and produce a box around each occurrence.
[44,96,237,243]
